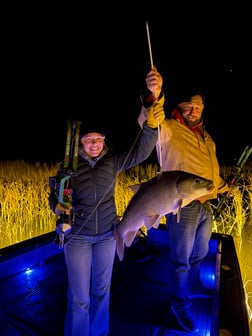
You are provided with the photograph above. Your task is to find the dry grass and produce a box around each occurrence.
[0,160,251,330]
[0,161,57,247]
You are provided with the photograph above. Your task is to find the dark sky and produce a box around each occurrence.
[2,4,249,165]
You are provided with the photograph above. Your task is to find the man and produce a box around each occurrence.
[138,67,229,333]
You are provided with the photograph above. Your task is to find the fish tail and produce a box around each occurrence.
[124,231,138,247]
[113,226,125,261]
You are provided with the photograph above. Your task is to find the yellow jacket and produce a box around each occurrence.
[138,95,229,202]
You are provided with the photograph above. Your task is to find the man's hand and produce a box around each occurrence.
[146,102,165,128]
[146,66,163,99]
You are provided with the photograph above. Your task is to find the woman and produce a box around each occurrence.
[49,104,164,336]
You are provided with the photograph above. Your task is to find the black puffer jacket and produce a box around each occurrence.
[49,122,157,236]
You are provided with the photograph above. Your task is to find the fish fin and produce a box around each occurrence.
[128,183,141,194]
[114,226,125,261]
[144,215,162,229]
[152,215,163,229]
[176,199,183,223]
[124,231,138,247]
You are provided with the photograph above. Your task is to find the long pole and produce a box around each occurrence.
[146,21,163,171]
[146,21,154,69]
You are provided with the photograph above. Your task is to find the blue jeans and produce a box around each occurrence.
[63,230,116,336]
[165,200,213,301]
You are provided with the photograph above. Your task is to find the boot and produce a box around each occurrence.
[188,264,214,298]
[170,298,199,333]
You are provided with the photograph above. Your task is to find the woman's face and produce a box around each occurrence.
[81,132,105,158]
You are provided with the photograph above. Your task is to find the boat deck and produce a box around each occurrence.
[0,227,249,336]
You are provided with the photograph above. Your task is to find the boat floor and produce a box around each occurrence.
[0,228,249,336]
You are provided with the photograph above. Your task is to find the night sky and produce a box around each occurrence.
[2,4,249,165]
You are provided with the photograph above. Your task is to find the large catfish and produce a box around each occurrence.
[114,170,214,261]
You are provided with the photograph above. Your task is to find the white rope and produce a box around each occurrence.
[157,118,162,173]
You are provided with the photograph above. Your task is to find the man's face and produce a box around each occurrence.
[179,95,204,126]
